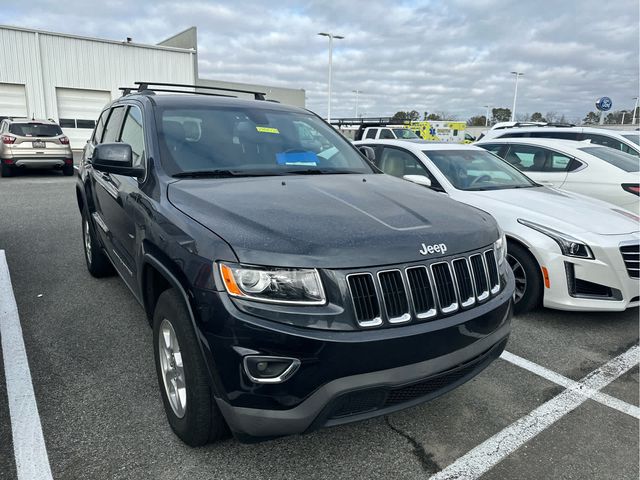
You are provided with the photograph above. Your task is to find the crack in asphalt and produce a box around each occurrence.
[385,416,441,474]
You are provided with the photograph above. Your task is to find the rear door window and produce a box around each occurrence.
[379,128,395,139]
[583,133,637,156]
[530,131,580,140]
[101,107,125,144]
[365,129,377,139]
[119,106,145,168]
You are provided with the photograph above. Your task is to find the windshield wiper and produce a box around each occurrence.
[282,168,360,175]
[173,169,279,178]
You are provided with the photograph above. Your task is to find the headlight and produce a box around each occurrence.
[517,219,594,259]
[494,226,507,266]
[219,263,326,305]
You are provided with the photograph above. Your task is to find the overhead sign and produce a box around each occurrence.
[595,97,612,112]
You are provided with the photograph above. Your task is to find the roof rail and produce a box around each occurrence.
[130,81,267,100]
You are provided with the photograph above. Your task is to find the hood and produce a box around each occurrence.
[168,174,498,268]
[460,186,639,236]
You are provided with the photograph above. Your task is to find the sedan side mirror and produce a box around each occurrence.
[92,143,144,178]
[358,146,376,161]
[403,174,432,187]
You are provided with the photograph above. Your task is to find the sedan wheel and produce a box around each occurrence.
[507,253,527,304]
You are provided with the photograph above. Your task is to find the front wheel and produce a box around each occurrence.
[153,288,228,446]
[81,210,114,277]
[507,241,543,315]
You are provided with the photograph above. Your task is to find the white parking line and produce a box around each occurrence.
[429,344,639,480]
[0,250,54,480]
[501,350,640,419]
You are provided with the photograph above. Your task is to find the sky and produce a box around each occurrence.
[2,0,639,121]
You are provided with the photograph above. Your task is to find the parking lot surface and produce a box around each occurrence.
[0,171,638,480]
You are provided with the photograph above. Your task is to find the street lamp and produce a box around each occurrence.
[632,97,639,125]
[510,72,524,121]
[352,90,363,118]
[483,105,490,126]
[318,32,344,122]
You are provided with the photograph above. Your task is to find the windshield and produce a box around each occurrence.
[9,123,62,137]
[156,106,374,176]
[422,149,537,190]
[579,146,640,172]
[392,128,419,139]
[621,133,640,146]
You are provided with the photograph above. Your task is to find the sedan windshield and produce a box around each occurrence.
[156,106,375,176]
[9,123,62,137]
[422,149,537,190]
[392,128,419,139]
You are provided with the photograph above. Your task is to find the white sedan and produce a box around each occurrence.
[475,137,640,214]
[354,139,640,314]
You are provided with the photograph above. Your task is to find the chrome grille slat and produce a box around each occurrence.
[469,254,490,302]
[484,249,500,294]
[378,270,410,323]
[620,243,640,279]
[452,258,475,308]
[346,247,502,328]
[406,266,437,319]
[430,262,459,314]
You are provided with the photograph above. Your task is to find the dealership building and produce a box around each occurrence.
[0,25,305,148]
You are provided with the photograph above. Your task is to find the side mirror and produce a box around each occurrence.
[358,146,376,161]
[92,143,143,178]
[403,174,432,187]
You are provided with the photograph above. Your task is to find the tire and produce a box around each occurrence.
[62,164,74,176]
[81,209,115,277]
[1,163,13,177]
[507,241,543,315]
[153,288,228,446]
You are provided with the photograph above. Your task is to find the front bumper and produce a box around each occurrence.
[196,270,514,441]
[533,233,640,311]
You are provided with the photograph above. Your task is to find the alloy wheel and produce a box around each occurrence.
[158,318,187,418]
[83,219,92,265]
[507,253,527,303]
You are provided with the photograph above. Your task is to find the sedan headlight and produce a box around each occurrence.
[219,263,326,305]
[494,226,507,266]
[517,219,594,259]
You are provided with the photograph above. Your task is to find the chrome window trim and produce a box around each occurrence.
[404,265,437,320]
[469,253,490,302]
[346,272,383,327]
[376,269,411,324]
[91,212,109,233]
[451,257,476,308]
[429,261,459,314]
[484,249,501,295]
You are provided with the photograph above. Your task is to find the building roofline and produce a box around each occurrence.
[0,24,195,54]
[157,26,197,49]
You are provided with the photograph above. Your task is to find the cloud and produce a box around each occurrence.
[3,0,638,121]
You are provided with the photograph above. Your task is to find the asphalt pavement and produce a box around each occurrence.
[0,170,638,480]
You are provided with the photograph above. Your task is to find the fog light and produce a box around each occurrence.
[243,355,300,384]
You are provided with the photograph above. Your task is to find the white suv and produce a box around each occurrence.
[479,125,639,156]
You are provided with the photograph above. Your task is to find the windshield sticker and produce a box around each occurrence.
[256,126,280,134]
[276,151,319,166]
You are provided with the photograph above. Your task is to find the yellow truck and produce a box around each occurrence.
[402,121,469,143]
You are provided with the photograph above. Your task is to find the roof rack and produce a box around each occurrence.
[329,117,393,126]
[118,81,267,100]
[508,121,576,128]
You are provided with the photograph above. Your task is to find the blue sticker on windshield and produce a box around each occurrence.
[276,151,319,166]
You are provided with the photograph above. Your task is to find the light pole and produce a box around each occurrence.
[632,97,639,125]
[510,72,524,121]
[352,90,363,117]
[318,32,344,122]
[483,105,490,126]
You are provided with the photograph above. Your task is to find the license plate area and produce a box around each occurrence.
[32,141,46,148]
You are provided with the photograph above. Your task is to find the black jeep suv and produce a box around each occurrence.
[76,82,514,445]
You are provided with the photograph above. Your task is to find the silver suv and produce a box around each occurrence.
[0,118,74,177]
